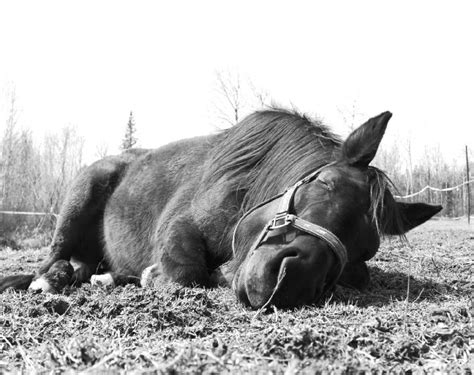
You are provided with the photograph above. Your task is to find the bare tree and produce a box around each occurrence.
[405,137,414,196]
[212,70,272,128]
[0,87,20,207]
[373,140,402,184]
[214,71,243,126]
[40,126,85,213]
[95,141,109,159]
[337,99,365,132]
[249,80,271,108]
[0,87,86,233]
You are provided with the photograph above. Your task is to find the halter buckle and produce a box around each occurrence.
[269,213,295,230]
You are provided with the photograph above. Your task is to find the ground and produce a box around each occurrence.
[0,219,472,373]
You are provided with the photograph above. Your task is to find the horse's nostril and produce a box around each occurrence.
[268,247,299,274]
[282,248,299,258]
[273,248,299,273]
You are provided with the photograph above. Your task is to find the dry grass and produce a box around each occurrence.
[0,219,472,373]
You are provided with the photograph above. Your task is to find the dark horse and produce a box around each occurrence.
[0,109,441,308]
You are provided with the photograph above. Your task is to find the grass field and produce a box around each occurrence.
[0,219,472,373]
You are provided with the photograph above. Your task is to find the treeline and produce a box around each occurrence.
[0,82,472,241]
[0,93,85,237]
[374,143,472,218]
[1,122,470,239]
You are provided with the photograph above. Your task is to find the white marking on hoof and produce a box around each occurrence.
[29,277,54,293]
[90,273,115,288]
[140,264,160,287]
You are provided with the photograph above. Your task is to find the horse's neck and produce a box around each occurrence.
[191,180,244,255]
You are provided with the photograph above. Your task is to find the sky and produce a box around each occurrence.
[0,0,473,165]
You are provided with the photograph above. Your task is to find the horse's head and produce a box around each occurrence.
[232,112,442,309]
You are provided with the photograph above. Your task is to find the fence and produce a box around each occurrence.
[1,179,472,230]
[394,179,473,222]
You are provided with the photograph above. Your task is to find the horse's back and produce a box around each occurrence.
[102,135,215,275]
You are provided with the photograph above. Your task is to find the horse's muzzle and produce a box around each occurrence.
[233,237,337,309]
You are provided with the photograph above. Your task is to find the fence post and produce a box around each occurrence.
[466,145,471,224]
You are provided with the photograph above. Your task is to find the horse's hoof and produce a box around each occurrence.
[29,260,74,293]
[140,264,160,287]
[29,277,55,293]
[90,273,115,288]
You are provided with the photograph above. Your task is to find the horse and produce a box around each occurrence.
[0,109,442,309]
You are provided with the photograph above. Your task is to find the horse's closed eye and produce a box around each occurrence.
[317,178,333,191]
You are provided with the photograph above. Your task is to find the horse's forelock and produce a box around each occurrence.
[368,166,406,239]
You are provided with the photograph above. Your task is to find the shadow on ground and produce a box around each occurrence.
[333,265,470,307]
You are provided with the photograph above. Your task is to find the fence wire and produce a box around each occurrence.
[0,180,473,218]
[394,179,474,199]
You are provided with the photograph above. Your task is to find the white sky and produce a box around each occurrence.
[0,1,473,164]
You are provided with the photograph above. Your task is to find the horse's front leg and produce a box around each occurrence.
[140,216,210,288]
[208,264,234,287]
[140,264,162,287]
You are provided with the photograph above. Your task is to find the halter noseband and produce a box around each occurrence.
[232,163,348,288]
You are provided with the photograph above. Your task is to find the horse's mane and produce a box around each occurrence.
[202,109,341,212]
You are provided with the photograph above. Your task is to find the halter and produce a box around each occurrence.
[232,163,348,289]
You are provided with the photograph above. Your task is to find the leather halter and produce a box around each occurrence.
[232,163,348,286]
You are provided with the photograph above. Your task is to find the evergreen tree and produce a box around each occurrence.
[121,111,137,150]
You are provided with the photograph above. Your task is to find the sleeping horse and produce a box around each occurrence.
[0,109,441,308]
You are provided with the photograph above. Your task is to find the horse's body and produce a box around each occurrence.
[0,109,442,308]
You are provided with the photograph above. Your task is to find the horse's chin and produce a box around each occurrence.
[233,243,332,309]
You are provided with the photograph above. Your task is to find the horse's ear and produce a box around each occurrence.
[341,111,392,167]
[381,192,443,234]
